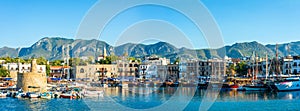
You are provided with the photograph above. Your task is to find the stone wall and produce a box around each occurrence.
[17,72,47,92]
[10,71,18,80]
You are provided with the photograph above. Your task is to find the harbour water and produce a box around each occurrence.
[1,87,300,111]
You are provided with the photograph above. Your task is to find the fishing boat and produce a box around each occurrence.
[59,93,74,99]
[40,92,53,99]
[221,83,240,91]
[274,77,300,91]
[60,91,80,99]
[0,92,7,97]
[27,92,40,98]
[244,83,267,91]
[13,91,26,98]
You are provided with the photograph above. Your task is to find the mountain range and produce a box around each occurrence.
[1,37,299,62]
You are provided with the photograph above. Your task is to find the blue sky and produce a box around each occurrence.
[1,0,300,49]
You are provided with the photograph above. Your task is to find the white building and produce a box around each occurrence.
[2,63,46,73]
[139,56,170,80]
[0,63,46,80]
[282,56,293,75]
[143,56,170,65]
[291,56,300,74]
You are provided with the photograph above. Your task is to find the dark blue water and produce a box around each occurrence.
[1,87,300,111]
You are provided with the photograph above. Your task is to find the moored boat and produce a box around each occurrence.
[40,92,53,99]
[27,92,40,98]
[0,92,7,97]
[275,77,300,91]
[60,91,80,99]
[221,84,240,91]
[244,84,268,91]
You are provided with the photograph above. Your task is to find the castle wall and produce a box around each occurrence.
[17,72,47,92]
[16,59,47,93]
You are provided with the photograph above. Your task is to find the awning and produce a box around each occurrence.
[50,78,62,81]
[4,78,12,81]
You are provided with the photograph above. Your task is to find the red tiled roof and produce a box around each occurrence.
[50,66,70,69]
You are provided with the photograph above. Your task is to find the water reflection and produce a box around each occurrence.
[276,91,300,100]
[3,88,300,110]
[102,87,300,110]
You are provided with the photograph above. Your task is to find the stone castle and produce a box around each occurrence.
[17,59,47,92]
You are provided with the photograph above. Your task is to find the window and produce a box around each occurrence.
[80,68,85,73]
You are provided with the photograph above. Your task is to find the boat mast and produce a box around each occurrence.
[266,54,268,80]
[287,44,290,76]
[255,54,258,80]
[252,51,255,81]
[276,43,279,76]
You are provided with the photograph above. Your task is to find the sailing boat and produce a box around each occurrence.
[244,53,268,91]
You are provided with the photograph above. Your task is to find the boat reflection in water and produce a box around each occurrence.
[276,91,300,100]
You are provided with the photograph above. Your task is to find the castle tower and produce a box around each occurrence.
[31,59,37,73]
[17,59,47,92]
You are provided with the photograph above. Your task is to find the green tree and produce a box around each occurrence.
[52,60,63,66]
[128,57,140,63]
[46,64,50,76]
[235,61,248,76]
[111,55,120,62]
[86,56,95,64]
[227,64,236,76]
[0,67,9,77]
[36,57,48,65]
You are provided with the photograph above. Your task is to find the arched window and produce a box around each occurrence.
[80,68,85,73]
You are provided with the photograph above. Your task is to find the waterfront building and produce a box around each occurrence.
[1,63,46,80]
[179,58,226,82]
[139,64,150,80]
[281,55,293,75]
[73,64,117,81]
[291,56,300,74]
[139,56,170,80]
[167,64,179,81]
[143,56,170,65]
[116,59,139,81]
[156,65,167,81]
[50,66,70,78]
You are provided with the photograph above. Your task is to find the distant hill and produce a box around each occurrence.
[0,37,298,61]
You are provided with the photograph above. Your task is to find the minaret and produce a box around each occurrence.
[103,47,107,58]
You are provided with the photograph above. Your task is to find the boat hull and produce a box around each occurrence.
[244,86,267,91]
[275,81,300,91]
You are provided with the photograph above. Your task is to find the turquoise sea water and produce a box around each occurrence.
[1,87,300,111]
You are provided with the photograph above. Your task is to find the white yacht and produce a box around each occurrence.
[275,77,300,91]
